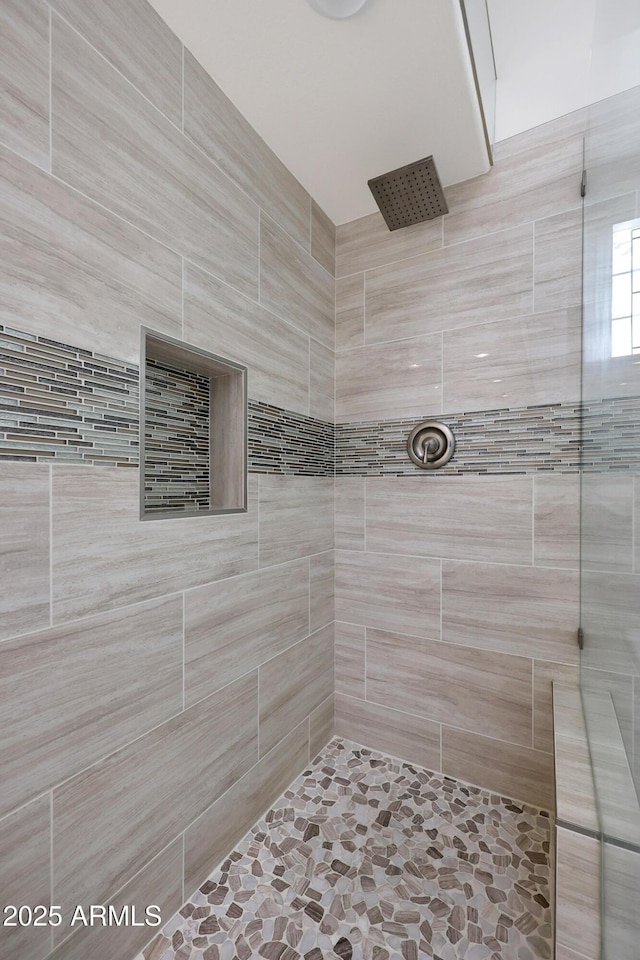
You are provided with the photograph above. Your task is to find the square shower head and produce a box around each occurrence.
[368,156,448,231]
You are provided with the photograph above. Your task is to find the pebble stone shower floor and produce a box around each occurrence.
[138,738,553,960]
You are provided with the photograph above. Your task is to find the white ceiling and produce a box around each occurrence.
[148,0,490,225]
[149,0,640,226]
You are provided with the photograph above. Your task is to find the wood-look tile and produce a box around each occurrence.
[367,628,533,747]
[556,827,601,960]
[184,51,310,252]
[336,274,365,350]
[51,17,259,299]
[260,214,334,348]
[587,85,640,204]
[184,720,309,895]
[581,474,633,572]
[555,736,599,833]
[581,572,640,675]
[335,621,365,698]
[0,795,50,960]
[365,224,533,343]
[335,693,441,771]
[336,333,442,423]
[366,475,533,564]
[335,550,440,639]
[336,211,442,278]
[310,551,334,633]
[53,672,258,922]
[310,337,335,423]
[534,474,580,569]
[442,307,581,413]
[52,467,258,623]
[602,843,640,960]
[0,0,49,169]
[442,560,578,663]
[184,262,309,416]
[335,477,365,551]
[0,143,181,362]
[534,208,583,312]
[50,0,182,126]
[258,475,333,567]
[444,111,585,245]
[259,626,334,756]
[0,596,183,820]
[442,727,554,810]
[533,661,579,753]
[50,839,182,959]
[311,200,335,276]
[310,695,335,760]
[0,463,50,643]
[185,560,309,708]
[555,946,593,960]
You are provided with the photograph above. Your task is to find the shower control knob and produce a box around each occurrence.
[407,421,455,470]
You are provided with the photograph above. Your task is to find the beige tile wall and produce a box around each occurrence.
[0,4,335,959]
[334,109,586,808]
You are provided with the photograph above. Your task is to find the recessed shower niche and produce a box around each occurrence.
[140,329,247,519]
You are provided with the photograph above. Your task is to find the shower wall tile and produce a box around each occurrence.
[310,551,335,632]
[0,0,49,170]
[581,572,640,676]
[534,208,583,313]
[587,84,640,203]
[534,474,581,569]
[51,16,259,299]
[336,210,442,278]
[335,550,440,638]
[534,660,580,752]
[443,110,585,246]
[334,693,441,772]
[184,51,310,252]
[184,263,309,417]
[258,475,333,566]
[0,795,51,960]
[184,560,310,708]
[365,224,533,343]
[365,475,533,564]
[52,467,259,623]
[310,694,335,759]
[49,0,182,126]
[442,561,579,663]
[50,839,183,960]
[442,727,554,810]
[581,473,634,572]
[184,720,310,896]
[556,827,601,960]
[0,144,182,363]
[310,337,335,422]
[366,628,533,747]
[336,334,442,423]
[335,274,365,350]
[0,596,183,820]
[53,672,258,923]
[335,477,365,551]
[259,625,334,756]
[442,307,581,413]
[260,214,335,348]
[0,463,50,642]
[335,621,366,698]
[311,199,336,276]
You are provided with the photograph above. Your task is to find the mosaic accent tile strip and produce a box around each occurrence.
[336,404,583,476]
[139,737,553,960]
[0,324,139,466]
[581,395,640,472]
[248,401,335,477]
[144,359,211,513]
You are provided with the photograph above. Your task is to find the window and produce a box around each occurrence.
[611,219,640,357]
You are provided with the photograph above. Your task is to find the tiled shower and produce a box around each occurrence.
[0,1,638,958]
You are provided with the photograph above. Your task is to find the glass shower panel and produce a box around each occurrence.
[580,81,640,960]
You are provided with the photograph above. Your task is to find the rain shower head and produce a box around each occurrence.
[368,156,448,231]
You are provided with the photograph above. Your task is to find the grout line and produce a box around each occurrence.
[48,6,53,174]
[257,208,261,304]
[257,666,261,759]
[439,723,443,772]
[181,256,185,338]
[182,592,186,711]
[49,465,53,627]
[181,44,185,134]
